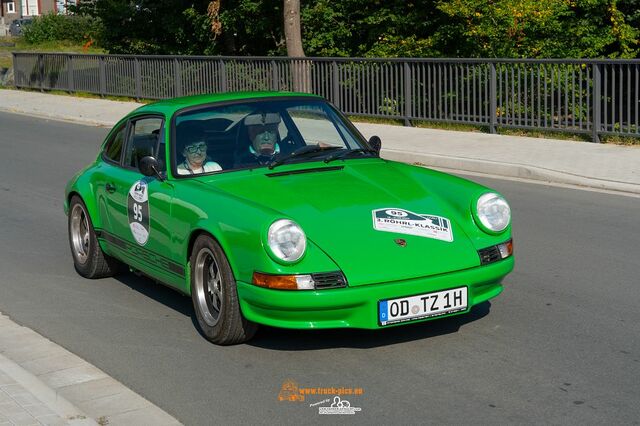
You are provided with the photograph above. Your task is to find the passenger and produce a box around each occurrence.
[177,138,222,175]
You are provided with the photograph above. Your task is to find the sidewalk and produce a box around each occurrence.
[1,89,639,195]
[0,312,180,425]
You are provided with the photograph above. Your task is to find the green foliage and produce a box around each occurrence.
[67,0,640,58]
[71,0,215,54]
[433,0,639,58]
[216,0,284,55]
[22,13,102,45]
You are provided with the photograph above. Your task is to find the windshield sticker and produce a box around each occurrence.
[372,208,453,242]
[128,180,150,245]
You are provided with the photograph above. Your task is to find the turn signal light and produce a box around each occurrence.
[497,239,514,258]
[252,272,315,290]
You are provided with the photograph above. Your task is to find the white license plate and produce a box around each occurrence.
[378,287,468,326]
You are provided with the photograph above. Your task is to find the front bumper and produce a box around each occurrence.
[237,256,513,329]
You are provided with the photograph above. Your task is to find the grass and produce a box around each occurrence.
[0,36,105,68]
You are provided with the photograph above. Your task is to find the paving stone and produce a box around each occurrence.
[2,341,67,364]
[0,400,24,415]
[38,365,107,390]
[4,411,38,426]
[0,373,15,386]
[22,403,55,418]
[21,354,84,377]
[34,414,66,426]
[0,383,27,396]
[106,406,181,426]
[0,392,11,404]
[56,377,123,403]
[77,390,150,419]
[0,328,33,347]
[12,393,42,406]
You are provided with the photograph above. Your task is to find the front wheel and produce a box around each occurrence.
[68,195,123,278]
[190,235,257,345]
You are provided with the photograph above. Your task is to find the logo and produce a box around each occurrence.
[372,208,454,242]
[128,180,150,245]
[277,380,364,411]
[394,238,407,247]
[318,396,362,415]
[278,379,304,402]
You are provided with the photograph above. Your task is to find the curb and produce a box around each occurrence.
[0,107,115,127]
[382,149,640,196]
[0,353,97,425]
[0,312,182,426]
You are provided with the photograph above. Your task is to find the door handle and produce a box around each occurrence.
[105,183,116,193]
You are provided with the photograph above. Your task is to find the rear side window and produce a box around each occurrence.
[123,117,163,169]
[103,125,126,163]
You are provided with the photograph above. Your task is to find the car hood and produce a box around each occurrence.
[206,161,481,286]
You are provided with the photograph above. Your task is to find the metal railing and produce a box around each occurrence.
[12,53,640,142]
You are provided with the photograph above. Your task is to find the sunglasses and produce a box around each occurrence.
[185,142,207,154]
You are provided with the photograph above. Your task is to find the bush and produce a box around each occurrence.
[22,13,103,45]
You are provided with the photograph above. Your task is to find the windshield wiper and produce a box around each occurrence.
[323,148,376,163]
[268,145,342,169]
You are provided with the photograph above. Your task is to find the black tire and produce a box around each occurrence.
[68,195,124,279]
[190,234,257,345]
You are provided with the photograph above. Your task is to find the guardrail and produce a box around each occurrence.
[12,53,640,142]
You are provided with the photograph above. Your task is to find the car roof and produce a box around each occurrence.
[132,91,323,116]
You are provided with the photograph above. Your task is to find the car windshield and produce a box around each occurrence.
[172,98,368,176]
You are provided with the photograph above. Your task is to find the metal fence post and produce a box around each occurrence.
[174,58,182,98]
[99,56,106,98]
[38,54,44,92]
[490,62,497,133]
[11,53,19,88]
[271,60,279,91]
[134,58,142,101]
[592,63,601,143]
[332,61,340,108]
[67,55,74,94]
[403,62,412,126]
[219,60,227,92]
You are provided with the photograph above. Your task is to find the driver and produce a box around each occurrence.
[235,113,281,167]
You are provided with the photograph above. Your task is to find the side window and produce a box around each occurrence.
[103,125,126,164]
[123,117,164,170]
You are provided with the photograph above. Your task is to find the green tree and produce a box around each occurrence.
[433,0,639,58]
[72,0,214,54]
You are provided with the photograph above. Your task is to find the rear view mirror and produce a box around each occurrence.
[368,136,382,155]
[139,156,163,180]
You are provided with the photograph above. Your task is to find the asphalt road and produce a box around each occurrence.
[0,111,639,425]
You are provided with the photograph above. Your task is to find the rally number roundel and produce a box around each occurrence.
[128,180,150,245]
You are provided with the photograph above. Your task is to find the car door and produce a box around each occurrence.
[100,115,184,287]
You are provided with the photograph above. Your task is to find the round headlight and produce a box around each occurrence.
[267,219,307,263]
[476,193,511,233]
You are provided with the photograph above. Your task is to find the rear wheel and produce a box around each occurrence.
[190,235,257,345]
[68,195,123,278]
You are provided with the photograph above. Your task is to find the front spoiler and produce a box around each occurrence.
[237,256,513,329]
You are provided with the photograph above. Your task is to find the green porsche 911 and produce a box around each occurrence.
[65,91,513,345]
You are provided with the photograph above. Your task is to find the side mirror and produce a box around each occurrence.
[139,156,163,180]
[368,135,382,156]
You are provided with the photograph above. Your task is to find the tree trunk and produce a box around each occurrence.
[284,0,304,57]
[283,0,311,92]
